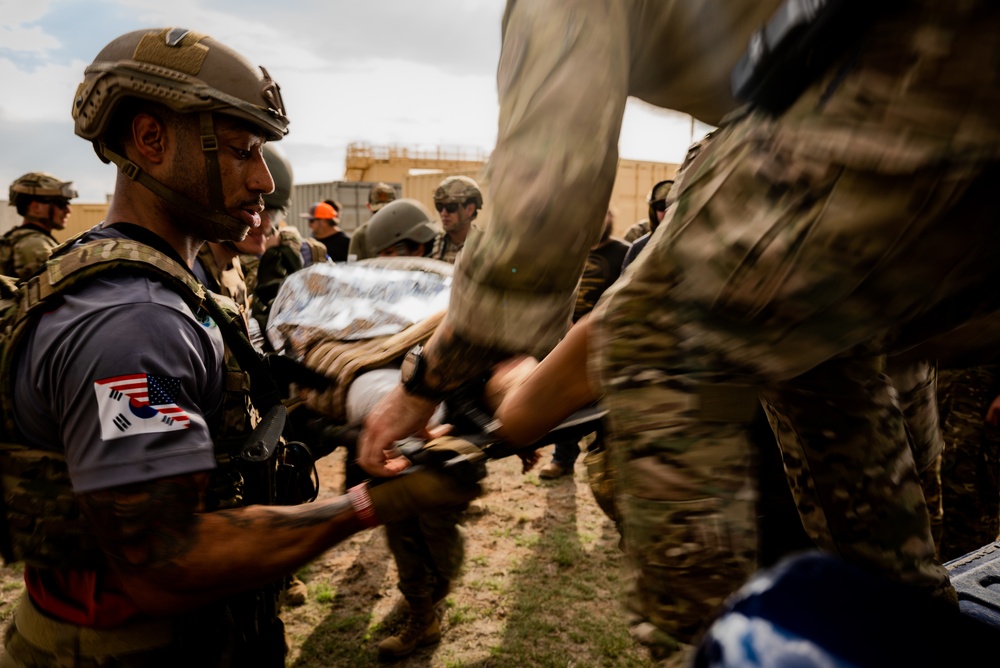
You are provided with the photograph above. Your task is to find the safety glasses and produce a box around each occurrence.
[435,202,459,214]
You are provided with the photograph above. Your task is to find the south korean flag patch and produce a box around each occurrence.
[93,373,191,441]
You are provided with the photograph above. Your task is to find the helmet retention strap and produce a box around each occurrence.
[97,141,245,234]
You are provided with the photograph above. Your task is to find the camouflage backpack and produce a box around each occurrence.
[0,237,209,568]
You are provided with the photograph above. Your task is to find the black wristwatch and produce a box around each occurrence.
[400,345,448,402]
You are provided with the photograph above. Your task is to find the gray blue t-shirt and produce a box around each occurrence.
[14,227,224,494]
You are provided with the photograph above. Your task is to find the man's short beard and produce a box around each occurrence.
[161,117,249,243]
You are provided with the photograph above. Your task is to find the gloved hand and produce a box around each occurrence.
[364,467,482,525]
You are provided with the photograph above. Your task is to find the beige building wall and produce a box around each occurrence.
[57,203,110,242]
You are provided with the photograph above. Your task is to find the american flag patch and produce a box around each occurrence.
[93,373,191,441]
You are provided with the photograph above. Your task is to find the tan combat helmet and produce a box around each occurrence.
[262,144,294,212]
[8,172,78,214]
[368,182,396,213]
[433,175,482,208]
[367,199,439,255]
[72,28,289,238]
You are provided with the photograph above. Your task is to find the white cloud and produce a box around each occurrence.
[0,57,88,122]
[0,0,53,28]
[0,25,61,53]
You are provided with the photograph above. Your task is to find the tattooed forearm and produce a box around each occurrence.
[215,496,355,531]
[79,474,205,570]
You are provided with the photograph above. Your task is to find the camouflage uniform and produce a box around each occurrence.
[195,243,249,314]
[623,220,651,244]
[0,227,60,281]
[935,365,1000,562]
[429,233,463,265]
[383,189,471,643]
[238,252,261,296]
[448,1,1000,660]
[3,172,77,280]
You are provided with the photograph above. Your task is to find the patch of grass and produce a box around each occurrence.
[551,527,585,567]
[483,509,654,668]
[512,531,539,549]
[312,582,335,605]
[448,603,475,626]
[1,580,23,594]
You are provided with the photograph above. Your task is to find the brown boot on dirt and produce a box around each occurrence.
[377,595,441,660]
[395,578,451,616]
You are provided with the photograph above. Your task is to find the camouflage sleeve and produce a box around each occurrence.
[348,223,370,261]
[446,0,631,356]
[13,232,58,280]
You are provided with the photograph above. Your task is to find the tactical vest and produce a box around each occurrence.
[0,227,49,278]
[0,237,260,569]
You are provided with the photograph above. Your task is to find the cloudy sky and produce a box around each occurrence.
[1,0,711,202]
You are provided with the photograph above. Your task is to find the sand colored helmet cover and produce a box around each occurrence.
[73,27,289,143]
[8,173,78,207]
[368,182,397,212]
[646,179,674,204]
[433,176,482,207]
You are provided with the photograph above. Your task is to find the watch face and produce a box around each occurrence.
[401,347,420,383]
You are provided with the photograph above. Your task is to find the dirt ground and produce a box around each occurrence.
[0,445,655,667]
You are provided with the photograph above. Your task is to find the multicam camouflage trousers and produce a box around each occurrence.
[384,508,465,601]
[589,2,1000,660]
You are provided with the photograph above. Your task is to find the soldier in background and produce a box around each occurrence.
[622,179,673,244]
[249,144,330,350]
[363,197,465,659]
[430,176,481,264]
[238,144,295,296]
[2,172,77,279]
[367,198,440,259]
[348,181,397,261]
[621,179,674,268]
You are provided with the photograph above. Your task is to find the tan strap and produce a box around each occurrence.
[303,311,445,420]
[18,238,204,323]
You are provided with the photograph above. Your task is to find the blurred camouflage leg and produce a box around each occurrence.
[761,355,955,604]
[887,358,944,474]
[920,453,943,559]
[603,377,757,662]
[886,357,944,558]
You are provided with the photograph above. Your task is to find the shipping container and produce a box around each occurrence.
[289,181,403,236]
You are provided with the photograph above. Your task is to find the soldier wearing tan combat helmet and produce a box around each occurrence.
[2,172,77,279]
[347,181,398,261]
[1,26,478,666]
[430,175,481,265]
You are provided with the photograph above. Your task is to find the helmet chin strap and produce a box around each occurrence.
[95,111,246,240]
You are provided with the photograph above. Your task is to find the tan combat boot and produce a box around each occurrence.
[377,595,441,660]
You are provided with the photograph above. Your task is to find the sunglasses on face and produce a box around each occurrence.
[435,202,459,214]
[41,198,71,210]
[651,200,669,213]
